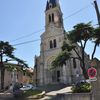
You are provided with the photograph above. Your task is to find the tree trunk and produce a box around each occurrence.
[91,43,97,60]
[81,47,88,79]
[82,66,88,79]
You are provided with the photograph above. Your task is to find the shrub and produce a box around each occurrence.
[71,82,92,93]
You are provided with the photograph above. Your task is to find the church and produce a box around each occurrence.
[34,0,89,86]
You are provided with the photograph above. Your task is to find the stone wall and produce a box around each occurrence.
[57,93,92,100]
[91,59,100,100]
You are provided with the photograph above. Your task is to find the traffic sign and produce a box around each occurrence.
[88,67,97,79]
[89,77,97,82]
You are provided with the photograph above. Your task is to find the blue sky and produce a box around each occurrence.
[0,0,100,67]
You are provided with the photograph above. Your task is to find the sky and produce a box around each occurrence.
[0,0,100,68]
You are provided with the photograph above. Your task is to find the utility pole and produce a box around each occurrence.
[93,0,100,27]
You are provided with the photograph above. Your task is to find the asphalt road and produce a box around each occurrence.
[0,93,24,100]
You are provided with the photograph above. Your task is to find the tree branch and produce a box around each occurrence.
[73,48,82,61]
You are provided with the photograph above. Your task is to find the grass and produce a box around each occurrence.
[22,89,42,98]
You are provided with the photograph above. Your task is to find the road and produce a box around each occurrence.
[0,92,23,100]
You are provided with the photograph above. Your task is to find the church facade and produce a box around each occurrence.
[34,0,89,86]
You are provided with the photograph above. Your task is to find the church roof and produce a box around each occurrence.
[46,0,58,11]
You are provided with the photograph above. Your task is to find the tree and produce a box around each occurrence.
[91,27,100,59]
[52,50,71,68]
[67,22,94,79]
[52,22,94,79]
[0,41,27,90]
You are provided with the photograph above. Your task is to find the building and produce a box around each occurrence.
[34,0,89,86]
[0,63,33,89]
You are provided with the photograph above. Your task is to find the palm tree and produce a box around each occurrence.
[0,41,27,90]
[52,22,94,79]
[67,22,94,79]
[91,27,100,59]
[52,50,71,68]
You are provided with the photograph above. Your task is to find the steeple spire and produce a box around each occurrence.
[45,0,59,11]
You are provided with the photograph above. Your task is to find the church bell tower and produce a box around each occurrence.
[36,0,65,85]
[45,0,64,29]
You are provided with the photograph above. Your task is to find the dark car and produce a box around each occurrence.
[13,83,23,98]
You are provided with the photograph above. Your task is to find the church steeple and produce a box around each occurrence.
[45,0,63,29]
[46,0,59,11]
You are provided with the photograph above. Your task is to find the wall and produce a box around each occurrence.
[91,59,100,100]
[57,93,92,100]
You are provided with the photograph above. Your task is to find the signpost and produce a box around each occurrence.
[88,67,97,82]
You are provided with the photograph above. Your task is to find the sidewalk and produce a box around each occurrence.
[39,86,72,100]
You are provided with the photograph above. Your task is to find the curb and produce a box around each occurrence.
[27,91,46,99]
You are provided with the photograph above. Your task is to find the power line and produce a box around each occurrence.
[13,24,98,46]
[12,33,64,46]
[10,3,92,43]
[64,4,91,20]
[10,28,44,42]
[13,39,40,46]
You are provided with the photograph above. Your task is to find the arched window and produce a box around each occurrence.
[54,39,56,48]
[50,40,53,48]
[49,3,52,9]
[52,13,54,22]
[49,14,51,23]
[73,58,76,68]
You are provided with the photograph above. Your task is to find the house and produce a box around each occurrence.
[0,63,33,89]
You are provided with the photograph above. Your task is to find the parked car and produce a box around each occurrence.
[13,82,23,97]
[20,84,36,91]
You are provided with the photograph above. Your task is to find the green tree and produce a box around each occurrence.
[52,22,94,79]
[52,50,71,68]
[67,22,94,79]
[91,27,100,59]
[0,41,27,90]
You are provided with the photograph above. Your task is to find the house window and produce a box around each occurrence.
[50,40,53,48]
[54,39,56,48]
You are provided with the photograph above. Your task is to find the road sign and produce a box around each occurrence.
[88,67,97,79]
[89,77,97,82]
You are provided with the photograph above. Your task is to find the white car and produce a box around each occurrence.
[20,84,36,91]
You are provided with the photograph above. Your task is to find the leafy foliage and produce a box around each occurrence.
[71,82,92,93]
[22,89,42,98]
[93,27,100,45]
[0,41,28,89]
[62,41,75,51]
[68,22,94,43]
[52,22,95,79]
[52,50,71,68]
[0,41,15,57]
[91,27,100,59]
